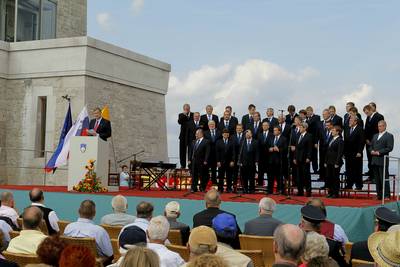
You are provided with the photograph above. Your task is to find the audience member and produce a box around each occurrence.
[307,257,339,267]
[120,246,160,267]
[299,232,329,267]
[212,213,254,267]
[36,235,67,267]
[29,188,60,235]
[147,215,185,267]
[0,257,18,267]
[7,206,46,254]
[183,226,218,266]
[187,254,228,267]
[0,191,19,228]
[101,195,136,226]
[164,201,190,245]
[59,245,96,267]
[63,200,113,262]
[121,201,153,232]
[244,197,282,236]
[368,227,400,266]
[0,219,12,249]
[272,224,306,267]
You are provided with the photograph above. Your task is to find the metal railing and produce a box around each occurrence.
[383,155,400,205]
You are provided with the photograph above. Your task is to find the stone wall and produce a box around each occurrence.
[56,0,87,38]
[0,78,6,183]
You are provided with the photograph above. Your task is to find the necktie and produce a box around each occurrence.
[298,134,303,144]
[264,132,267,141]
[212,130,215,141]
[195,140,200,150]
[329,138,334,147]
[225,121,229,128]
[224,139,227,146]
[350,127,354,135]
[247,140,251,150]
[195,121,198,127]
[274,137,278,145]
[208,115,212,121]
[94,120,100,131]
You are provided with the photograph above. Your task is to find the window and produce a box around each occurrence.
[40,0,55,39]
[17,0,40,41]
[35,96,47,158]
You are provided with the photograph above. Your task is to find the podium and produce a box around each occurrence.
[67,136,116,191]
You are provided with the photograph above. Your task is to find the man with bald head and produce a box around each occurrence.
[273,224,306,267]
[28,188,59,234]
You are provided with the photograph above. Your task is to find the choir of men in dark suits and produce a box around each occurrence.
[188,129,210,192]
[216,129,235,192]
[178,104,193,168]
[324,125,344,198]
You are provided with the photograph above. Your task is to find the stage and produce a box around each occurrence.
[1,185,399,242]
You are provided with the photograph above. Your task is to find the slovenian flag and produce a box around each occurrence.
[45,106,89,172]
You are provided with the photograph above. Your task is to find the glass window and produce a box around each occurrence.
[17,0,40,41]
[0,0,4,40]
[40,0,56,39]
[4,0,15,41]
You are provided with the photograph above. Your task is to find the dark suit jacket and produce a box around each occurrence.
[325,137,344,166]
[290,127,301,146]
[231,133,245,161]
[295,133,313,163]
[204,129,222,164]
[186,120,201,144]
[306,114,321,144]
[216,139,235,164]
[268,135,288,165]
[369,132,394,166]
[218,117,238,135]
[318,122,332,150]
[279,122,291,140]
[350,240,373,262]
[244,214,282,236]
[247,121,262,138]
[239,139,259,166]
[344,125,365,158]
[241,114,253,131]
[365,112,384,141]
[257,131,273,164]
[200,114,219,131]
[188,138,210,166]
[178,112,193,140]
[89,118,111,141]
[330,114,343,127]
[344,112,362,129]
[285,113,298,125]
[262,117,279,130]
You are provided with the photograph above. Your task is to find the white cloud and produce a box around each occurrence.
[96,12,112,31]
[342,83,373,104]
[131,0,144,15]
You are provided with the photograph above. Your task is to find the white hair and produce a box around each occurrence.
[165,201,180,218]
[111,195,128,213]
[148,216,170,241]
[259,197,276,213]
[303,232,329,262]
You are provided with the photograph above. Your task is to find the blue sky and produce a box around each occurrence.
[88,0,400,160]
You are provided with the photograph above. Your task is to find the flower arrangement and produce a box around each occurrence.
[73,159,108,193]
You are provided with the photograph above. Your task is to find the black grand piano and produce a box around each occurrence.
[130,161,176,190]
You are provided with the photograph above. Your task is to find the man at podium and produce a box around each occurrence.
[87,107,112,141]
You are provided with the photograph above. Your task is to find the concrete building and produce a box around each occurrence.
[0,0,170,185]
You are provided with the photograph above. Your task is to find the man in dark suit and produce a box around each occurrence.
[285,105,298,125]
[218,110,237,135]
[204,121,221,185]
[262,108,279,131]
[244,197,282,236]
[224,105,239,125]
[305,106,321,174]
[328,105,343,127]
[290,117,302,187]
[343,102,362,129]
[247,111,262,139]
[200,105,219,131]
[277,115,291,190]
[363,104,385,178]
[325,125,344,198]
[239,130,259,193]
[241,104,256,131]
[344,116,365,190]
[370,120,394,200]
[278,115,291,140]
[318,110,333,185]
[268,126,288,195]
[348,106,363,128]
[216,129,235,193]
[186,112,201,147]
[257,121,273,187]
[188,129,210,192]
[88,107,112,141]
[178,104,194,168]
[232,124,245,191]
[293,122,313,196]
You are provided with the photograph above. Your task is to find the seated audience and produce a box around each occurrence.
[183,226,218,267]
[0,219,12,249]
[351,206,400,262]
[307,257,339,267]
[307,198,348,245]
[109,225,147,267]
[164,201,190,245]
[36,235,67,267]
[100,195,136,226]
[147,215,185,267]
[29,188,60,235]
[212,213,254,267]
[244,197,282,236]
[273,224,306,267]
[187,254,228,267]
[0,191,19,228]
[368,227,400,266]
[299,232,329,267]
[63,200,113,262]
[121,201,153,232]
[120,246,160,267]
[193,189,241,248]
[59,245,96,267]
[7,206,46,254]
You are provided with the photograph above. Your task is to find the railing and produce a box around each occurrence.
[383,155,400,205]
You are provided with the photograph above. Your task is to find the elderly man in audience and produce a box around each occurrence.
[121,201,153,233]
[63,200,113,264]
[212,213,254,267]
[100,195,136,226]
[351,206,400,263]
[0,219,12,249]
[0,191,19,228]
[192,189,241,248]
[29,188,60,235]
[6,206,46,254]
[147,215,185,267]
[272,224,306,267]
[244,197,282,236]
[299,231,330,267]
[164,201,190,245]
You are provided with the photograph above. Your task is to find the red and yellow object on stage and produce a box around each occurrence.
[73,159,108,193]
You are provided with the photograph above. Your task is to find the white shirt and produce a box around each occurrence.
[0,220,12,245]
[31,203,60,232]
[64,218,113,257]
[334,224,349,245]
[121,218,150,233]
[0,205,19,227]
[119,171,130,187]
[147,243,185,267]
[377,131,386,140]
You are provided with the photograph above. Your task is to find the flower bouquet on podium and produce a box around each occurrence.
[73,159,108,193]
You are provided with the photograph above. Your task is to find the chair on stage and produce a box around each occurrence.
[3,251,41,266]
[57,220,71,235]
[237,250,265,267]
[166,244,189,262]
[239,234,274,267]
[100,224,123,239]
[167,229,183,246]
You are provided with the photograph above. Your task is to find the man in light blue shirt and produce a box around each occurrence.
[100,195,136,226]
[120,201,154,234]
[64,200,113,263]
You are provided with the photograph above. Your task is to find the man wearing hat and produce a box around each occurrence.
[212,213,254,267]
[351,206,400,262]
[368,229,400,267]
[164,201,190,245]
[299,205,347,267]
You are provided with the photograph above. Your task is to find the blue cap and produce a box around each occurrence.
[212,213,237,238]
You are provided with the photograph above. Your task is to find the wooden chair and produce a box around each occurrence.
[17,218,23,229]
[57,220,71,235]
[111,238,121,261]
[344,242,353,263]
[351,259,375,266]
[3,251,41,266]
[237,250,265,267]
[239,234,274,267]
[166,244,189,262]
[60,236,99,257]
[100,224,123,239]
[168,229,183,245]
[9,230,20,239]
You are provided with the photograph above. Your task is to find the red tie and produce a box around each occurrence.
[94,120,100,131]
